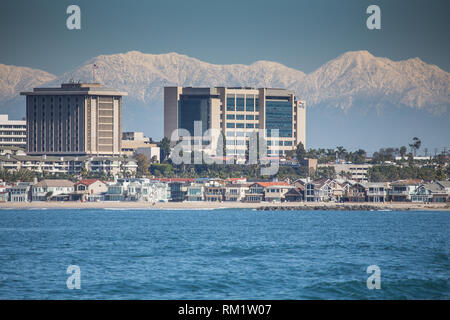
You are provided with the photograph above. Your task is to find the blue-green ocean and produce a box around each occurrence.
[0,208,448,299]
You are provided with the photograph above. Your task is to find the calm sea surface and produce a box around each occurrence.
[0,208,448,299]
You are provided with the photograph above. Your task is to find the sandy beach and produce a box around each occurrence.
[1,201,449,211]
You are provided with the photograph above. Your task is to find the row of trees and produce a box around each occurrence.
[290,142,367,164]
[368,165,448,182]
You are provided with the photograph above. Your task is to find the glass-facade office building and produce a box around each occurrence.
[164,87,306,158]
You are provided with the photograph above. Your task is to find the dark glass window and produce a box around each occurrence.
[226,96,235,111]
[265,99,292,137]
[246,96,254,111]
[236,97,245,111]
[178,97,211,135]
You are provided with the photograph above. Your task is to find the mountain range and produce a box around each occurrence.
[0,50,449,152]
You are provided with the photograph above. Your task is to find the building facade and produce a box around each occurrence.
[0,115,26,149]
[21,83,127,156]
[164,87,306,158]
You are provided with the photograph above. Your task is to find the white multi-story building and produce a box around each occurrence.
[164,87,306,160]
[0,115,26,149]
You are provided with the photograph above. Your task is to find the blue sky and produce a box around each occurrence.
[1,0,449,75]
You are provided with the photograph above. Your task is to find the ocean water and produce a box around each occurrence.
[0,208,448,300]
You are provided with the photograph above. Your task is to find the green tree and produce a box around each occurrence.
[135,153,150,177]
[409,137,421,156]
[399,146,407,159]
[160,137,171,162]
[295,142,306,162]
[336,146,347,160]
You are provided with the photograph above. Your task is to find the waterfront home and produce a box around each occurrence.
[168,181,188,202]
[0,191,8,202]
[411,181,450,203]
[363,182,390,203]
[71,179,108,202]
[154,178,193,202]
[31,179,74,201]
[305,178,334,202]
[264,182,292,202]
[244,182,266,202]
[389,179,422,202]
[104,178,169,202]
[186,183,204,201]
[7,182,32,202]
[204,181,226,202]
[224,183,249,202]
[343,182,367,202]
[104,181,129,201]
[244,182,291,202]
[284,187,304,202]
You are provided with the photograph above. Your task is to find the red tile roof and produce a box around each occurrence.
[252,181,290,187]
[74,179,103,186]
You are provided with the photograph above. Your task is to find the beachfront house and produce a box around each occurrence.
[411,181,450,203]
[31,179,74,201]
[224,183,249,202]
[71,179,108,202]
[284,187,304,202]
[263,182,292,202]
[363,182,389,203]
[186,183,204,201]
[389,179,422,202]
[343,183,367,202]
[305,178,334,202]
[7,182,32,202]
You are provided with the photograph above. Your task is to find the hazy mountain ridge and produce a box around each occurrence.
[0,50,448,148]
[1,50,449,115]
[295,51,450,114]
[0,63,56,103]
[51,51,307,104]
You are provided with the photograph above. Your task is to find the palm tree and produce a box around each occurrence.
[336,146,347,160]
[409,137,421,156]
[399,146,407,159]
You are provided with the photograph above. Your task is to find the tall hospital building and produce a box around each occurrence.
[21,83,127,156]
[164,87,306,157]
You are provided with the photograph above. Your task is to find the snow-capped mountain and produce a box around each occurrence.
[0,64,56,117]
[0,50,448,150]
[296,50,450,115]
[51,51,306,104]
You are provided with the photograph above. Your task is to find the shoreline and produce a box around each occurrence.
[1,201,449,211]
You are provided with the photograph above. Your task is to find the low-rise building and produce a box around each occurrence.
[389,179,422,202]
[224,183,249,202]
[411,181,450,203]
[31,179,74,201]
[342,182,367,202]
[322,163,372,182]
[0,154,137,176]
[0,115,26,150]
[264,182,292,202]
[204,184,226,202]
[104,178,169,202]
[7,182,32,202]
[363,182,389,202]
[71,179,108,201]
[305,178,334,202]
[284,187,304,202]
[186,183,204,201]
